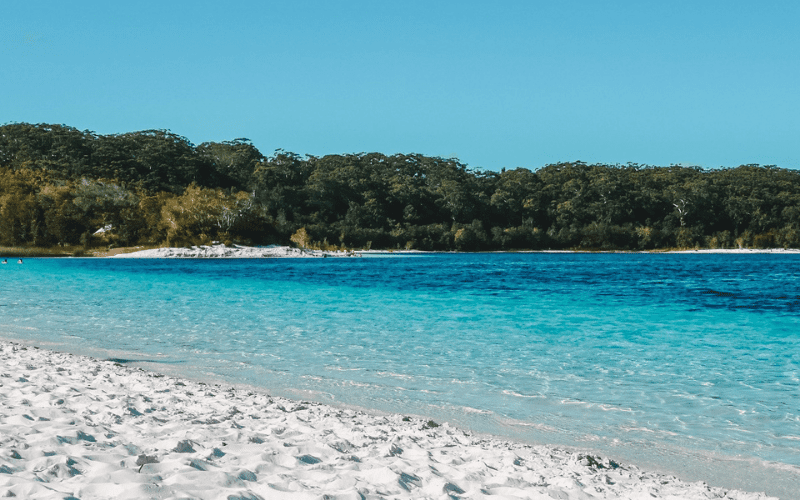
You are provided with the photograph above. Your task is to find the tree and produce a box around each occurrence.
[290,227,310,249]
[489,168,540,227]
[39,184,89,245]
[72,179,139,235]
[197,138,264,190]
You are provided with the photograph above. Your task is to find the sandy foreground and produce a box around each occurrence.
[0,341,775,500]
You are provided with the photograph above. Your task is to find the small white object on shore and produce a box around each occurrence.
[0,341,775,499]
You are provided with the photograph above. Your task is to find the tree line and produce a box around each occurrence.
[1,122,799,252]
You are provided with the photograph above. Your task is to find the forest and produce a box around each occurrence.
[1,122,799,253]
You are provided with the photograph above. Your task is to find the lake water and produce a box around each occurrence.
[1,253,798,498]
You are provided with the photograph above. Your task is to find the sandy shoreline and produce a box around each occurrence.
[106,244,800,259]
[108,244,361,259]
[0,340,775,499]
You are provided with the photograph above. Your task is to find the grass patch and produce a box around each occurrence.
[0,243,163,258]
[0,246,80,257]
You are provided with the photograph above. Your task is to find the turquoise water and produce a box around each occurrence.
[1,254,798,497]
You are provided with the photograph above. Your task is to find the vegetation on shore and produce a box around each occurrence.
[1,122,799,253]
[0,245,78,257]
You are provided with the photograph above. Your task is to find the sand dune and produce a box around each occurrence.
[0,341,774,499]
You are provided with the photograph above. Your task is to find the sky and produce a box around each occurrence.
[2,1,798,172]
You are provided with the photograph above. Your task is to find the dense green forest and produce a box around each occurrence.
[1,122,799,252]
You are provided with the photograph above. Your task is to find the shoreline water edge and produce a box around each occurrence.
[103,243,800,259]
[0,340,777,500]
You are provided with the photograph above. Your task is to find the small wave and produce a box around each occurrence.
[560,398,588,406]
[623,425,654,433]
[502,389,543,399]
[244,352,280,358]
[449,378,476,385]
[499,418,557,432]
[599,404,633,412]
[424,402,494,416]
[577,433,603,442]
[375,371,415,380]
[325,366,362,372]
[459,405,493,415]
[340,380,387,390]
[619,425,679,437]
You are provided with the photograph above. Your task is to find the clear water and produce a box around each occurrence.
[1,254,798,498]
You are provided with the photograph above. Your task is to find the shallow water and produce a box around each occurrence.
[2,253,798,498]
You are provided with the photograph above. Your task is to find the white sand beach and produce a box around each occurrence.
[0,340,775,499]
[109,244,360,259]
[107,243,800,259]
[665,248,800,254]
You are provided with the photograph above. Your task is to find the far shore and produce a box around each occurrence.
[2,243,800,259]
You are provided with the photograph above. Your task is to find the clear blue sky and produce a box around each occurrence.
[2,1,798,171]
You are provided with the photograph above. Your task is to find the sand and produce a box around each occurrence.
[108,244,800,259]
[0,340,775,500]
[110,244,361,259]
[665,248,800,254]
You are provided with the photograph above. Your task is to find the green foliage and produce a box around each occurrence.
[197,138,264,190]
[160,185,274,246]
[39,184,89,246]
[3,122,800,251]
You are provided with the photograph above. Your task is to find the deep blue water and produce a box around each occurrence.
[1,253,798,497]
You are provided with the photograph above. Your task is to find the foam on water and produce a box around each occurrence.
[1,253,798,498]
